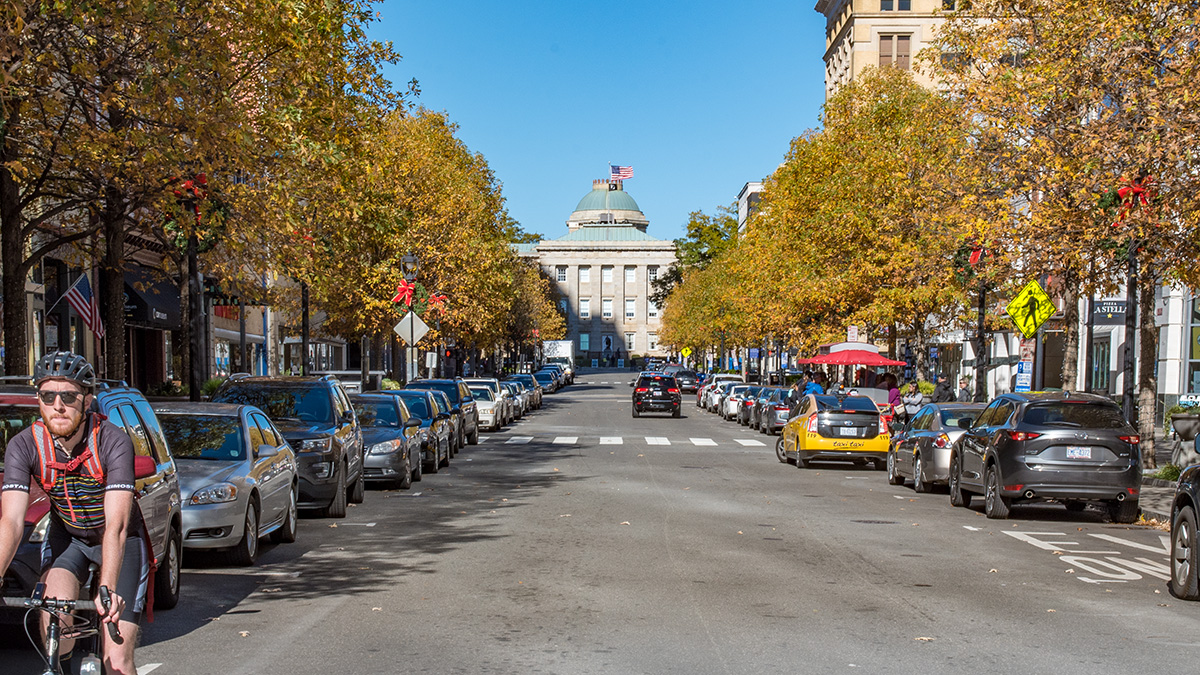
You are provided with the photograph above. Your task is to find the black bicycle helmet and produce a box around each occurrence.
[34,351,96,388]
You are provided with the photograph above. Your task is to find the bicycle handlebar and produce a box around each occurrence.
[98,585,123,643]
[2,586,122,641]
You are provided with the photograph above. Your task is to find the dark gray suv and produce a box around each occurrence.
[948,392,1141,522]
[212,375,364,519]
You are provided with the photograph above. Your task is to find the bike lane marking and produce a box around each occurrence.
[1002,530,1171,584]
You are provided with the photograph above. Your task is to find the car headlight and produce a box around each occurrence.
[297,438,332,453]
[190,483,239,505]
[368,441,400,456]
[28,513,51,543]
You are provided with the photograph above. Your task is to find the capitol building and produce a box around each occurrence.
[517,179,677,365]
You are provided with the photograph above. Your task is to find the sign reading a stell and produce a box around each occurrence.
[1006,280,1056,339]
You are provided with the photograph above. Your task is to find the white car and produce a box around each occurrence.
[723,385,755,420]
[468,386,500,431]
[465,378,514,425]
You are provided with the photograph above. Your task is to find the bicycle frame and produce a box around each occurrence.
[2,578,105,675]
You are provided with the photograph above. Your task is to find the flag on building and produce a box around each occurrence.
[64,274,105,338]
[610,165,633,180]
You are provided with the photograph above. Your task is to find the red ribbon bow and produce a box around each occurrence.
[428,293,448,310]
[1112,174,1153,227]
[392,280,416,306]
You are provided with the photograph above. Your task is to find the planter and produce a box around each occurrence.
[1173,413,1200,442]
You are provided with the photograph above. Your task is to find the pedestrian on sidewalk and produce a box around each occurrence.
[883,373,902,420]
[902,382,924,422]
[956,377,971,402]
[932,374,954,403]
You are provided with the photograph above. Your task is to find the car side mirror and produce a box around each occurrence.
[629,381,635,387]
[405,418,422,428]
[341,410,355,423]
[133,454,158,480]
[958,418,972,430]
[257,444,279,458]
[436,412,450,421]
[451,407,462,415]
[461,396,472,404]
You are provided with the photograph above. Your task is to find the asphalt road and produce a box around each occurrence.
[4,371,1199,674]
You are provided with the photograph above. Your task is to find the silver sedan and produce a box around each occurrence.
[887,403,985,492]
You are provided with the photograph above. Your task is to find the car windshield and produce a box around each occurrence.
[430,392,450,413]
[354,401,401,428]
[815,395,879,412]
[940,408,981,427]
[533,373,553,384]
[469,387,494,401]
[677,371,697,378]
[397,394,431,419]
[1022,402,1128,429]
[512,376,534,386]
[0,405,40,469]
[406,382,458,401]
[214,385,333,424]
[159,414,246,461]
[636,376,677,388]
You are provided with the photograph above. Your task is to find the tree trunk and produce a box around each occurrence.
[178,271,191,391]
[1059,273,1080,391]
[1137,273,1158,470]
[101,188,127,381]
[1,102,27,376]
[912,320,929,382]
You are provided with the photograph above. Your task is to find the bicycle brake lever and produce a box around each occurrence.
[98,586,123,644]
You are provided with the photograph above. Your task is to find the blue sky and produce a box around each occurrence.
[371,1,828,242]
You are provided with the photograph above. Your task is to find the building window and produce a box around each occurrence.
[648,302,659,319]
[602,266,613,283]
[648,333,658,351]
[625,298,636,319]
[648,266,659,282]
[580,333,590,352]
[556,266,567,282]
[559,299,567,315]
[625,266,636,283]
[579,266,590,283]
[579,298,590,318]
[602,298,613,319]
[881,0,910,8]
[880,34,911,70]
[1091,337,1111,394]
[625,333,636,351]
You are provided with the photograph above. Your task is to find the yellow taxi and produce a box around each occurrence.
[776,393,891,469]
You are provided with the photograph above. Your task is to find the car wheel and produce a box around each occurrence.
[673,407,681,419]
[154,524,182,610]
[632,405,640,418]
[412,450,423,482]
[228,502,260,567]
[271,485,299,543]
[949,455,971,508]
[1108,498,1139,524]
[439,438,451,468]
[775,437,788,464]
[323,463,348,518]
[426,442,440,474]
[397,452,413,490]
[984,463,1010,519]
[469,426,479,445]
[348,462,366,504]
[887,451,904,486]
[913,454,931,493]
[1171,505,1200,599]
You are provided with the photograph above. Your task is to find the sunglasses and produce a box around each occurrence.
[38,390,85,406]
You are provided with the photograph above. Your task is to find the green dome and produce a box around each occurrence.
[574,187,641,213]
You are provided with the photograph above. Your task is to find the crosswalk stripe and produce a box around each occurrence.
[690,438,717,446]
[599,436,623,445]
[735,439,766,447]
[646,437,670,446]
[553,436,577,444]
[505,436,533,444]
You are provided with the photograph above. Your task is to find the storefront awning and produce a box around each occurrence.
[124,267,180,330]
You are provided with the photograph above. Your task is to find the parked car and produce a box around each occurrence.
[0,378,183,618]
[351,394,423,488]
[757,388,794,436]
[468,386,501,431]
[749,387,779,431]
[530,371,558,395]
[632,373,681,418]
[390,389,451,473]
[211,375,364,519]
[949,392,1141,521]
[506,374,543,409]
[1171,463,1200,598]
[707,381,741,414]
[778,393,890,469]
[540,364,569,387]
[887,403,984,493]
[403,379,479,446]
[464,377,517,423]
[502,381,527,418]
[155,403,299,566]
[427,389,463,456]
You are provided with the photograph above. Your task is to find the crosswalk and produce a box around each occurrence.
[491,435,766,447]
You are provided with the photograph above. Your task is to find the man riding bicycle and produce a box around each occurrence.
[0,352,147,674]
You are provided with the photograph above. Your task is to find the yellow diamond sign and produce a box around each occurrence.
[681,347,692,358]
[1006,280,1056,339]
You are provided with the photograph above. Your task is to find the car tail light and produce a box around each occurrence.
[668,388,680,394]
[774,405,790,412]
[934,433,950,448]
[1003,484,1025,492]
[806,416,818,433]
[878,416,889,436]
[1007,430,1041,441]
[1119,435,1140,445]
[636,387,649,393]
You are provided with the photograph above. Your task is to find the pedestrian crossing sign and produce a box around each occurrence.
[681,347,692,357]
[1006,280,1056,339]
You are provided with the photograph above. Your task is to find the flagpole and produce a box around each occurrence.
[44,273,85,315]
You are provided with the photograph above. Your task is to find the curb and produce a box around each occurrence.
[1141,507,1172,524]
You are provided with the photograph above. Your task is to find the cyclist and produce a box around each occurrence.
[0,352,146,674]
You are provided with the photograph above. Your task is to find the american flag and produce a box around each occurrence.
[610,165,633,180]
[63,274,105,338]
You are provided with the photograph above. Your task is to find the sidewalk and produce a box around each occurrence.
[1139,430,1183,523]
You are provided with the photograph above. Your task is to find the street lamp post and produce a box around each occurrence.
[402,253,420,382]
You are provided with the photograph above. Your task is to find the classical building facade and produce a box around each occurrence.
[518,179,676,365]
[815,0,946,98]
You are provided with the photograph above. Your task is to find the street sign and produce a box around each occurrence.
[1006,280,1056,339]
[681,347,692,358]
[393,311,429,346]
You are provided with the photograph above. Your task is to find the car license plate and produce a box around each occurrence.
[839,427,857,437]
[1066,446,1092,459]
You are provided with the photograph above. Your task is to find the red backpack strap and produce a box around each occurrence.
[30,421,57,491]
[82,414,105,482]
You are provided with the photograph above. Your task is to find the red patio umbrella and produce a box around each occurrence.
[805,349,905,367]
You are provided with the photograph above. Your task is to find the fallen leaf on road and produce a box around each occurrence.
[988,569,998,573]
[260,588,282,593]
[1052,551,1064,555]
[1047,609,1056,613]
[502,498,508,502]
[914,637,934,642]
[1155,589,1161,594]
[239,631,250,638]
[684,487,690,490]
[638,454,644,457]
[372,607,382,611]
[737,531,744,535]
[620,521,630,525]
[1065,569,1075,574]
[206,617,221,622]
[553,468,560,472]
[560,514,572,517]
[328,524,338,528]
[1159,603,1171,607]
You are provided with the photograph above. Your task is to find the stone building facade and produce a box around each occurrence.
[518,179,676,365]
[815,0,946,98]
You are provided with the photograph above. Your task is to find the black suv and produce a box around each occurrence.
[212,375,364,518]
[404,379,479,447]
[949,392,1141,521]
[1,377,183,621]
[632,374,682,418]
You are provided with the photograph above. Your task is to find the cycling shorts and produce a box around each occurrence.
[42,523,149,624]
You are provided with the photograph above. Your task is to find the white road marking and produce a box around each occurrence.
[1089,533,1170,555]
[691,438,717,446]
[963,525,982,531]
[185,568,300,577]
[340,522,376,527]
[734,439,765,446]
[599,436,623,445]
[894,495,907,500]
[553,436,577,444]
[506,436,533,444]
[138,665,163,675]
[646,437,670,446]
[410,492,422,496]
